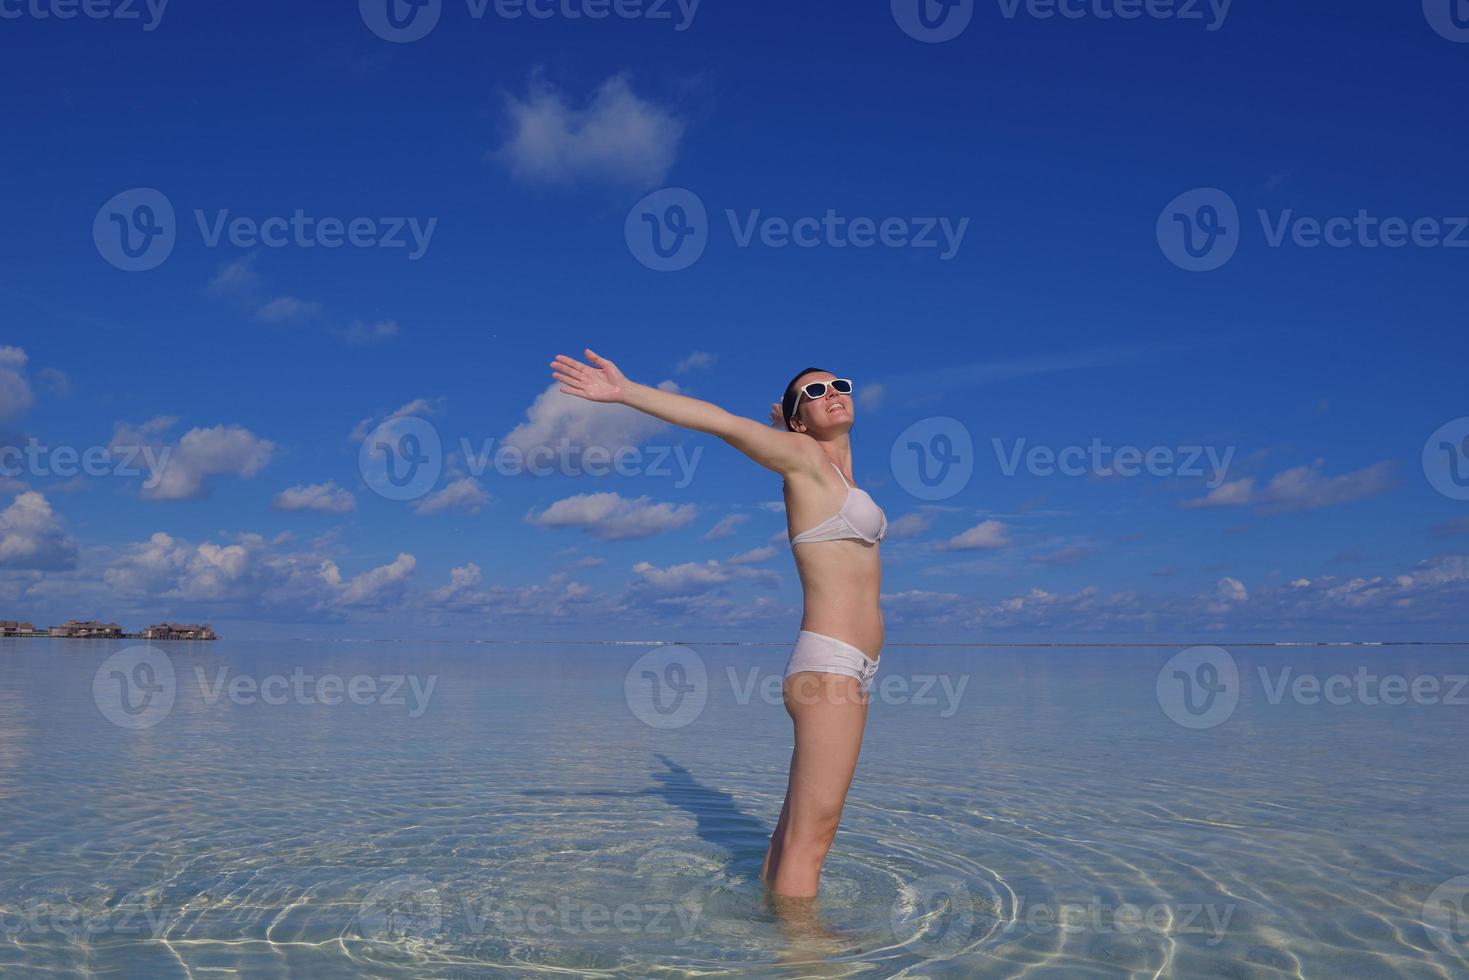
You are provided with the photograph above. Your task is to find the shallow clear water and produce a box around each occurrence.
[1,638,1466,978]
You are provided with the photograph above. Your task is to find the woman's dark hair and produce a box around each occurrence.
[780,366,833,432]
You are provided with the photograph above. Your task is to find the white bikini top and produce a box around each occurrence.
[789,462,888,546]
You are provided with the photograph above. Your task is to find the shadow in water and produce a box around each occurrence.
[522,755,864,951]
[521,752,778,873]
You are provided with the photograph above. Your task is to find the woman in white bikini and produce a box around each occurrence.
[551,350,886,900]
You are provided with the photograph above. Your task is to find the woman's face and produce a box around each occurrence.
[790,371,853,435]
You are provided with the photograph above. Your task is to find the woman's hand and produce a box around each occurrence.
[551,349,628,403]
[768,402,785,428]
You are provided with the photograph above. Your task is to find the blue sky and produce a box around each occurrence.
[1,0,1467,640]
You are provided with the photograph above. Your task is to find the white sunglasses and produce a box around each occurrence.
[792,378,854,417]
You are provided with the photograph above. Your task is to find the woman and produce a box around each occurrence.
[551,349,887,900]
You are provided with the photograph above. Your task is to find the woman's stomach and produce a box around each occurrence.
[792,543,883,658]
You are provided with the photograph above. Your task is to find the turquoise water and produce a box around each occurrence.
[1,638,1466,977]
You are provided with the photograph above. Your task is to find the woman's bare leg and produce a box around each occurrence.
[766,671,869,899]
[761,753,794,882]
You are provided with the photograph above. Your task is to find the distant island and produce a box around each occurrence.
[0,619,218,641]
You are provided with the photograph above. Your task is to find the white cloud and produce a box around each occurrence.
[272,481,357,514]
[208,255,260,295]
[36,367,70,396]
[413,477,490,516]
[104,531,262,602]
[429,562,484,604]
[502,381,679,456]
[703,513,747,540]
[112,421,275,501]
[426,563,597,620]
[1030,545,1090,566]
[1181,477,1255,509]
[0,492,78,570]
[494,74,684,188]
[101,530,417,613]
[333,319,399,345]
[945,519,1011,551]
[1217,577,1249,602]
[886,511,934,539]
[207,255,395,346]
[629,558,779,596]
[349,398,441,443]
[675,351,716,373]
[330,553,416,607]
[527,492,696,540]
[0,346,35,423]
[256,296,324,324]
[1183,461,1395,514]
[726,545,777,565]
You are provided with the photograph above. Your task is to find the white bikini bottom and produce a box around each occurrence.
[783,630,880,695]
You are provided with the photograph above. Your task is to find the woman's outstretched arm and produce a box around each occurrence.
[551,349,818,476]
